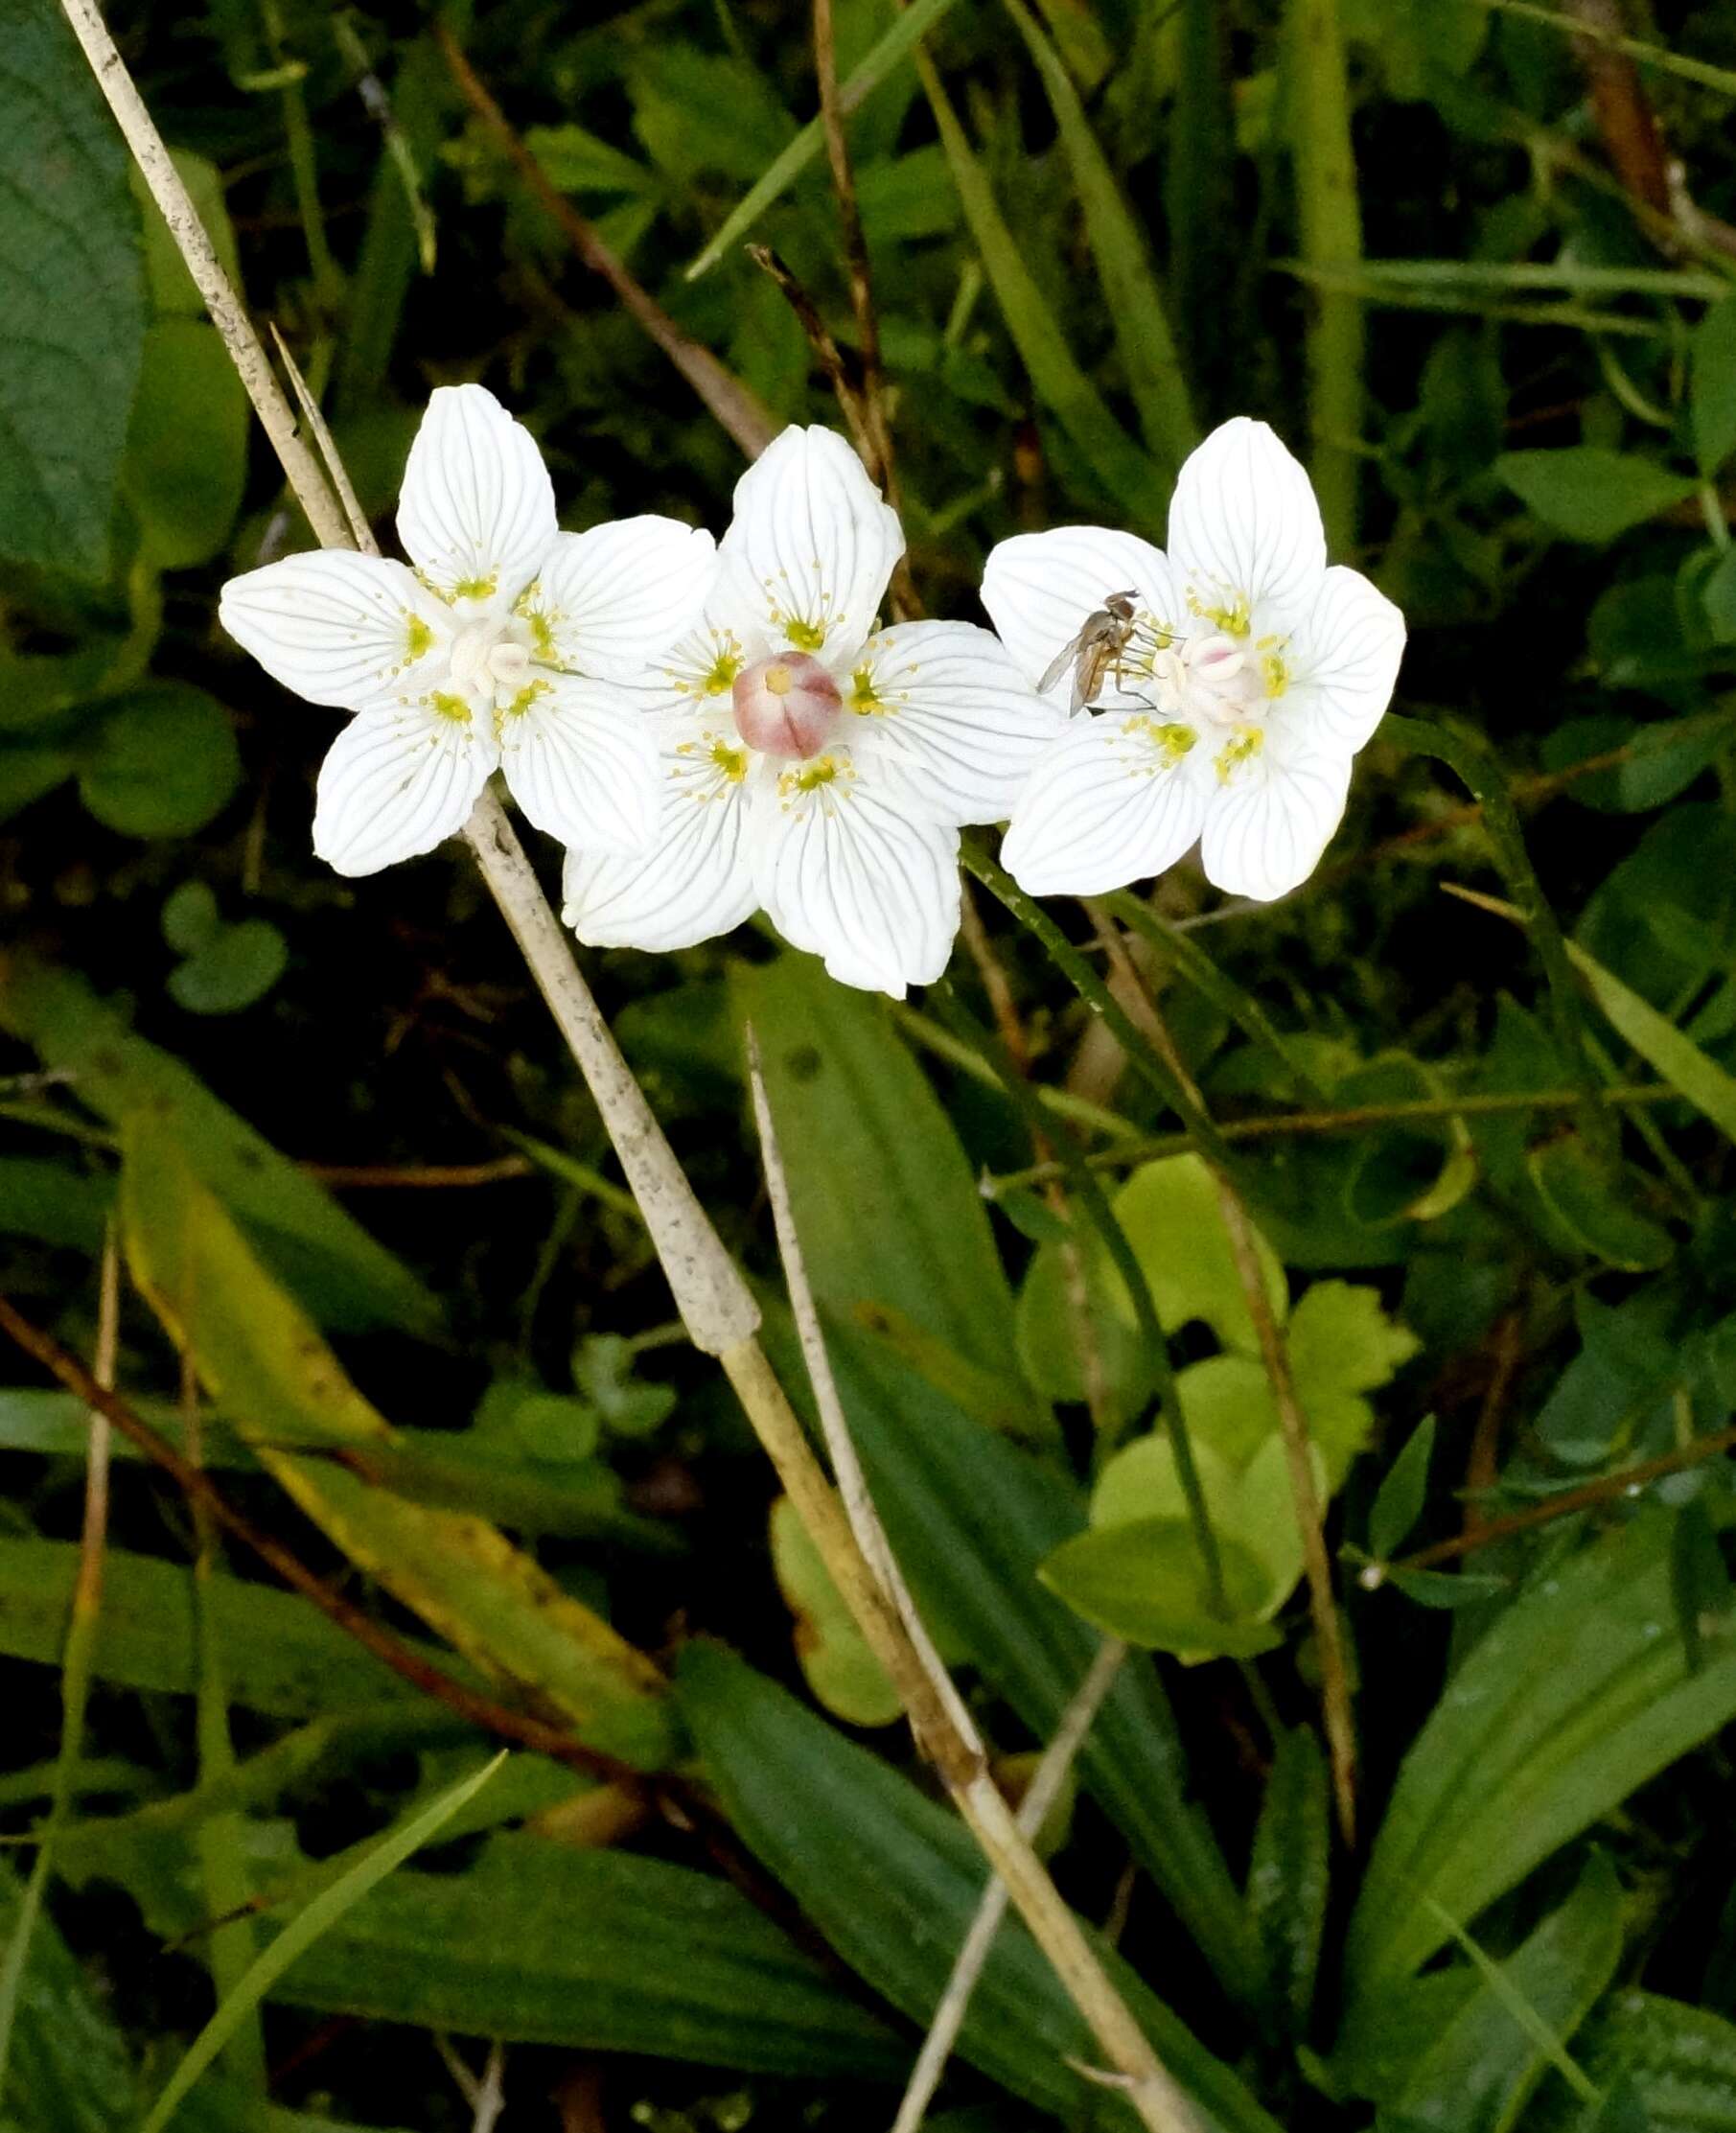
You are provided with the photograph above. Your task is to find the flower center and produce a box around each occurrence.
[730,651,842,760]
[446,616,536,712]
[1150,631,1269,730]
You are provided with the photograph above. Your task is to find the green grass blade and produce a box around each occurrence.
[684,0,964,278]
[1564,939,1736,1145]
[1000,0,1198,474]
[915,56,1170,525]
[1285,0,1364,550]
[1482,0,1736,98]
[140,1751,507,2133]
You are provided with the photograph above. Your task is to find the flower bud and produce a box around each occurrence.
[731,652,842,760]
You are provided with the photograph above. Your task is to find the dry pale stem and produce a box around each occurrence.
[742,1052,1197,2133]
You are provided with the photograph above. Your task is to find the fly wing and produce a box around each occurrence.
[1039,623,1089,697]
[1073,639,1112,713]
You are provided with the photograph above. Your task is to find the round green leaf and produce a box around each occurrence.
[80,683,241,837]
[161,880,220,957]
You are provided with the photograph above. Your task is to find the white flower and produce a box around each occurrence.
[561,426,1063,997]
[219,384,717,876]
[985,418,1405,902]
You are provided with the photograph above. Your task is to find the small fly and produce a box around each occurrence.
[1039,591,1140,712]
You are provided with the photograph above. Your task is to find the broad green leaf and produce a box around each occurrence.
[1369,1414,1437,1562]
[770,1495,901,1728]
[1039,1517,1284,1657]
[1495,450,1698,545]
[1115,1155,1288,1355]
[78,684,242,838]
[1001,0,1197,474]
[0,4,147,577]
[1343,1514,1736,2013]
[140,1757,509,2133]
[735,955,1021,1377]
[0,958,439,1334]
[1247,1727,1330,2034]
[0,1538,428,1715]
[1566,934,1736,1146]
[121,1124,679,1771]
[525,122,654,197]
[1381,1855,1622,2130]
[678,1643,1282,2133]
[826,1324,1262,2005]
[124,322,249,568]
[1694,297,1736,476]
[919,64,1171,524]
[684,0,967,277]
[269,1832,905,2078]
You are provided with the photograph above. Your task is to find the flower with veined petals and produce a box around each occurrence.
[562,425,1064,997]
[985,418,1405,902]
[219,384,716,876]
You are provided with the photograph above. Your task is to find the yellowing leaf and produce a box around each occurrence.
[770,1497,900,1729]
[120,1121,677,1772]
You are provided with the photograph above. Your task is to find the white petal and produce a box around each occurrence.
[499,676,660,853]
[396,383,557,602]
[1000,710,1211,896]
[1167,418,1327,634]
[1283,564,1406,754]
[312,707,498,877]
[1197,733,1353,901]
[847,620,1066,825]
[715,426,904,664]
[563,709,758,952]
[524,517,719,684]
[220,551,444,713]
[754,747,961,997]
[980,526,1179,709]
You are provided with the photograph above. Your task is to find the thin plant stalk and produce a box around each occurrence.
[59,9,1204,2115]
[1285,0,1364,552]
[1088,917,1358,1844]
[891,1637,1127,2133]
[743,1042,1200,2133]
[0,1235,119,2096]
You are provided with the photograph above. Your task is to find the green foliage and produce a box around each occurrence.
[0,5,146,577]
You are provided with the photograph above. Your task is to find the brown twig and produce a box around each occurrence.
[299,1157,534,1189]
[1369,1422,1736,1580]
[432,22,776,459]
[0,1295,647,1793]
[745,245,920,619]
[1463,1310,1523,1546]
[812,0,894,496]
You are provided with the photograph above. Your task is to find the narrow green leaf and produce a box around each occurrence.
[140,1753,508,2133]
[121,1124,680,1771]
[684,0,966,278]
[1344,1514,1736,2012]
[678,1643,1282,2133]
[735,955,1022,1377]
[269,1831,904,2076]
[1692,297,1736,475]
[1369,1414,1437,1562]
[1564,934,1736,1145]
[1247,1728,1330,2034]
[917,59,1171,524]
[1000,0,1197,473]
